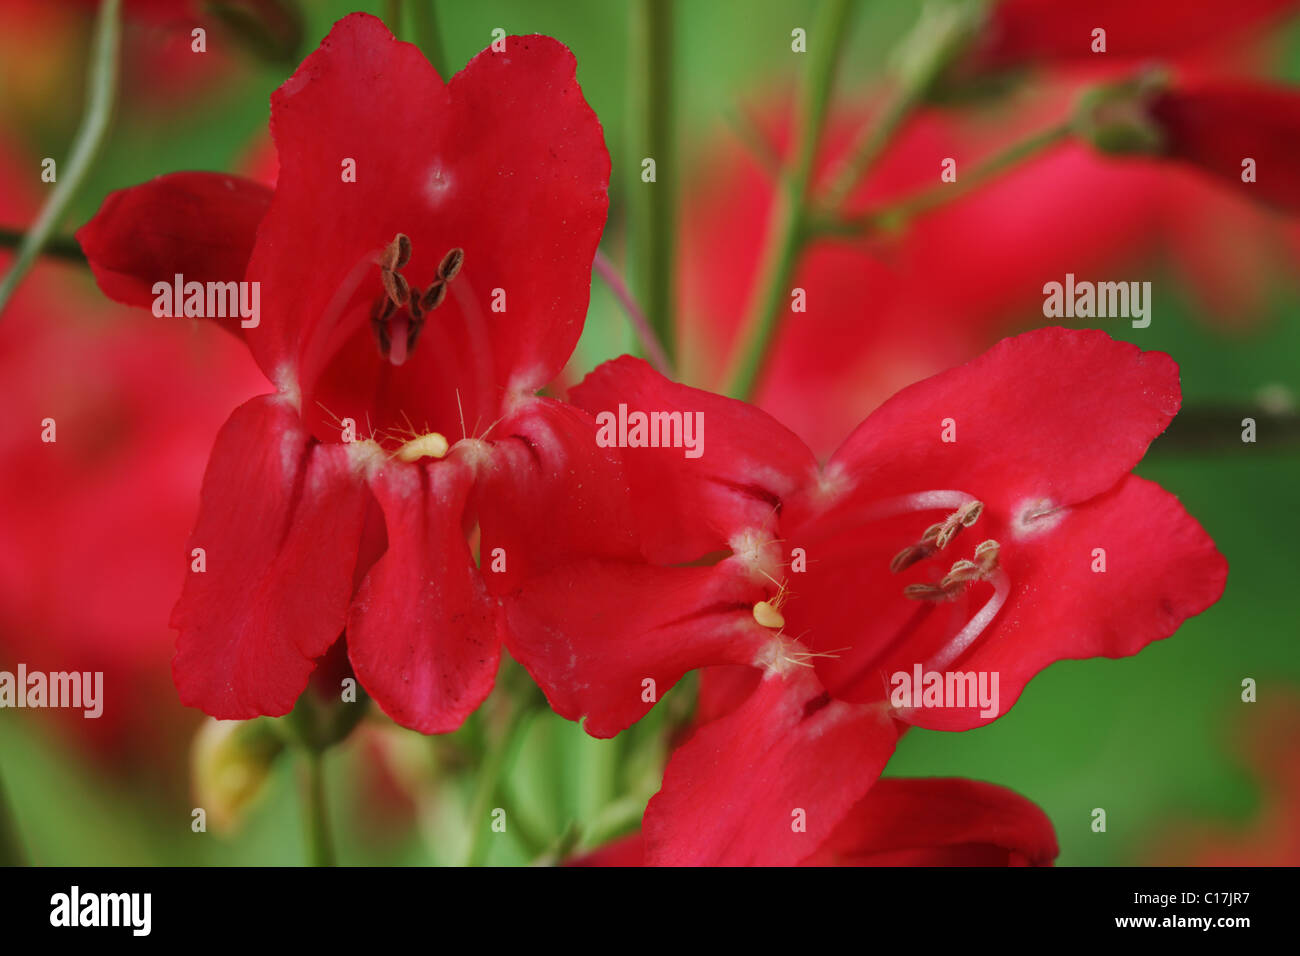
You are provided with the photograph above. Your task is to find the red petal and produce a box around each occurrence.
[800,777,1059,866]
[697,664,762,724]
[172,395,371,717]
[896,475,1227,731]
[474,397,640,593]
[569,356,817,563]
[75,172,272,331]
[1152,82,1300,215]
[567,834,645,867]
[808,328,1180,529]
[972,0,1298,69]
[575,778,1056,866]
[643,665,897,865]
[248,13,609,441]
[476,396,770,738]
[346,455,501,734]
[504,560,767,738]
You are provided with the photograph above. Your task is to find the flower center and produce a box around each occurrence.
[886,498,1009,668]
[369,232,465,367]
[751,491,1017,688]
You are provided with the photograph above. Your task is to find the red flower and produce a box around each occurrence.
[0,137,264,760]
[573,777,1058,867]
[1149,81,1300,215]
[681,67,1300,459]
[77,13,615,733]
[678,104,1165,456]
[503,327,1226,863]
[968,0,1299,72]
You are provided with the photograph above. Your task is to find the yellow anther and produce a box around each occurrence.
[396,431,449,462]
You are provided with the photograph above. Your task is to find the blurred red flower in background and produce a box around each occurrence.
[680,1,1300,458]
[966,0,1299,71]
[0,144,264,765]
[1146,695,1300,866]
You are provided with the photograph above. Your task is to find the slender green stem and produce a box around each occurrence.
[628,0,679,363]
[0,229,86,264]
[815,122,1072,236]
[594,249,672,377]
[0,767,24,866]
[303,750,335,866]
[724,106,783,182]
[822,81,913,211]
[463,700,531,866]
[409,1,448,78]
[0,0,119,317]
[384,0,402,36]
[1151,405,1300,453]
[822,2,978,210]
[724,0,854,400]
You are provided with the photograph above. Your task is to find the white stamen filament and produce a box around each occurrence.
[927,568,1010,672]
[802,490,978,548]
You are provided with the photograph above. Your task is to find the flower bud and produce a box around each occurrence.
[1072,70,1170,156]
[192,717,286,833]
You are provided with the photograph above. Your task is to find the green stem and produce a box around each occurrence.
[628,0,679,363]
[0,229,86,264]
[822,2,978,210]
[409,1,448,78]
[724,0,854,400]
[0,0,119,317]
[0,767,25,866]
[1150,405,1300,453]
[816,122,1072,235]
[463,700,531,866]
[594,249,672,376]
[303,749,335,866]
[822,80,912,211]
[384,0,402,36]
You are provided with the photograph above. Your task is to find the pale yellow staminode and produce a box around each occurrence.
[752,600,785,629]
[396,431,450,462]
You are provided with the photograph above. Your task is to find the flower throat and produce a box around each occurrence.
[369,232,465,366]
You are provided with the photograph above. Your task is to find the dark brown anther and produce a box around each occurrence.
[903,583,952,602]
[382,269,410,306]
[370,293,396,323]
[890,543,931,575]
[381,233,411,272]
[409,287,424,321]
[437,247,464,282]
[406,316,426,355]
[421,280,448,312]
[370,295,393,357]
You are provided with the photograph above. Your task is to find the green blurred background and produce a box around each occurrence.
[1,0,1297,866]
